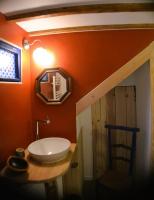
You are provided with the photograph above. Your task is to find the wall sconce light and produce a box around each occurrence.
[22,39,30,50]
[22,38,55,67]
[33,47,55,67]
[22,38,41,50]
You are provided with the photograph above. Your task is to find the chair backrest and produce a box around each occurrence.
[105,124,140,176]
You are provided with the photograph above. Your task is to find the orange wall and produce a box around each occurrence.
[1,11,154,164]
[30,30,154,142]
[0,13,32,167]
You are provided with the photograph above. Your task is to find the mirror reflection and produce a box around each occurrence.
[35,68,71,104]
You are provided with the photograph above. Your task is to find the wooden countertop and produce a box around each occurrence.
[0,143,76,183]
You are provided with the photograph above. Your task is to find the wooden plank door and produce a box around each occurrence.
[92,86,136,178]
[92,97,108,179]
[115,86,136,171]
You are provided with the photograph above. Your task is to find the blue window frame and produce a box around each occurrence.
[0,40,21,82]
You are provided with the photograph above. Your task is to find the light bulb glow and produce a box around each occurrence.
[33,47,55,67]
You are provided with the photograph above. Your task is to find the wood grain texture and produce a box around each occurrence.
[92,97,108,179]
[0,144,76,183]
[115,87,127,170]
[126,87,136,127]
[115,87,136,171]
[29,24,154,37]
[6,3,154,22]
[126,87,136,169]
[106,89,116,169]
[63,129,83,195]
[106,89,116,126]
[92,86,136,178]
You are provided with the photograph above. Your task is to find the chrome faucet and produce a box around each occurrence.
[36,116,50,140]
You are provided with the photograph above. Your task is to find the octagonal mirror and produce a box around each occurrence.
[35,68,72,105]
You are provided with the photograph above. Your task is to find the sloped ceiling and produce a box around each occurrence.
[0,0,154,36]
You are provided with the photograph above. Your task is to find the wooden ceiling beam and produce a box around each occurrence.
[6,3,154,22]
[29,24,154,37]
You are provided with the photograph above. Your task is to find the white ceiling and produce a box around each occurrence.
[17,12,154,33]
[0,0,152,15]
[0,0,154,35]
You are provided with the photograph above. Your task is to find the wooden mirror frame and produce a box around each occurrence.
[35,68,72,105]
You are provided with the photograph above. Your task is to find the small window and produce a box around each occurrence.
[0,40,21,82]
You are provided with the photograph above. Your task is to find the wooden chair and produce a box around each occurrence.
[96,124,140,196]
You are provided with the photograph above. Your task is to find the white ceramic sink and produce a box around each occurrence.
[27,137,71,164]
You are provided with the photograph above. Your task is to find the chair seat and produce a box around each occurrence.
[98,170,132,191]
